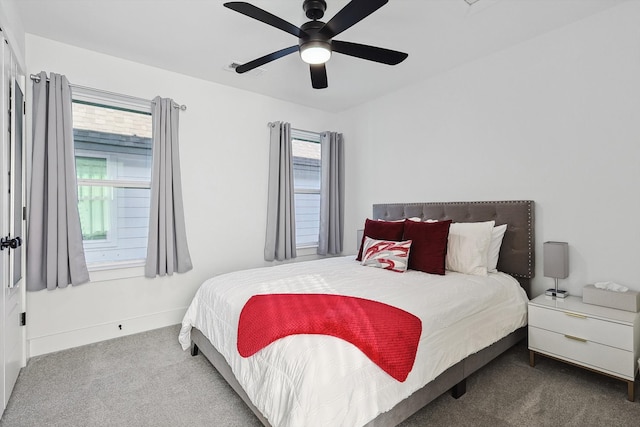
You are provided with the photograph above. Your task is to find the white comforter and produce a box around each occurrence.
[179,256,528,427]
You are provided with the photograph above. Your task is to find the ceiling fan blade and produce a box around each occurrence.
[332,40,407,65]
[319,0,388,39]
[235,45,299,73]
[310,64,328,89]
[224,2,308,38]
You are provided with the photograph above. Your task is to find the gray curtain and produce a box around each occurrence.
[145,97,193,277]
[264,122,296,261]
[317,131,344,255]
[26,71,89,291]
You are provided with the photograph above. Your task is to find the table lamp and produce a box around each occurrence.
[544,241,569,298]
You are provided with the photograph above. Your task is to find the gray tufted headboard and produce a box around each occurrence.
[372,200,534,297]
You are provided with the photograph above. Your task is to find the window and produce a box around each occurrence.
[76,156,109,240]
[292,129,321,248]
[72,89,152,269]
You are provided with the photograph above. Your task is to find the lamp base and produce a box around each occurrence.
[545,288,569,298]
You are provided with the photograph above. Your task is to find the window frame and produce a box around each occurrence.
[71,86,153,274]
[291,128,322,250]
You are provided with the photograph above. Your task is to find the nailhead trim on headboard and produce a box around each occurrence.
[371,201,535,281]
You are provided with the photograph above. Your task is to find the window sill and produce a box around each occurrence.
[87,260,146,282]
[296,246,318,257]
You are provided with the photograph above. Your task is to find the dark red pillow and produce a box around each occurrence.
[402,220,452,275]
[356,219,405,261]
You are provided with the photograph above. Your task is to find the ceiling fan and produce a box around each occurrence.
[223,0,408,89]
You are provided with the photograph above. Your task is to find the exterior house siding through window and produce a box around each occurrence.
[73,102,152,268]
[292,130,321,248]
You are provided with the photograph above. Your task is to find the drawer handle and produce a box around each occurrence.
[565,312,587,319]
[564,334,587,343]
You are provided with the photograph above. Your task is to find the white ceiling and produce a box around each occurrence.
[15,0,627,112]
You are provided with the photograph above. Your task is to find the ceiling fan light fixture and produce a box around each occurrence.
[224,0,408,88]
[300,41,332,64]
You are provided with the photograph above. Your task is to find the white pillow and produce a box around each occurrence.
[487,224,507,273]
[446,220,495,276]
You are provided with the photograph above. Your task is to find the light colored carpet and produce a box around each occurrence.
[1,325,639,426]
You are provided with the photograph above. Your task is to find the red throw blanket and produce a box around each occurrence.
[237,293,422,382]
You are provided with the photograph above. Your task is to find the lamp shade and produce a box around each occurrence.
[543,241,569,279]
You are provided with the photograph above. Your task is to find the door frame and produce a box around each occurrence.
[1,30,26,419]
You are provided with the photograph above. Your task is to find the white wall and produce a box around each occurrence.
[0,0,25,69]
[24,1,640,355]
[25,35,341,356]
[341,1,640,298]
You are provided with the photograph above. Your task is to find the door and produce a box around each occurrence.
[1,32,25,419]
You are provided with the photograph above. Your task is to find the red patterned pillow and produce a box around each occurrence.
[356,219,405,261]
[402,220,452,275]
[361,238,412,273]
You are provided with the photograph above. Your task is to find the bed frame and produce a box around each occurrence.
[190,200,535,427]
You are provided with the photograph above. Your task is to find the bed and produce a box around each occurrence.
[179,200,535,427]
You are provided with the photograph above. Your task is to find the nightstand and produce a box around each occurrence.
[528,295,640,401]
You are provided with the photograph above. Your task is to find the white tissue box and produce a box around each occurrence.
[583,284,640,312]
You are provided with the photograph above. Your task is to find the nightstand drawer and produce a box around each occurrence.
[529,326,636,379]
[529,305,633,351]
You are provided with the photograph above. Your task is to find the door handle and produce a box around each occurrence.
[0,235,22,250]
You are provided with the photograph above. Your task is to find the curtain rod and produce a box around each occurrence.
[29,74,187,111]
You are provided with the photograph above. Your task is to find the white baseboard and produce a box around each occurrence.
[27,307,187,357]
